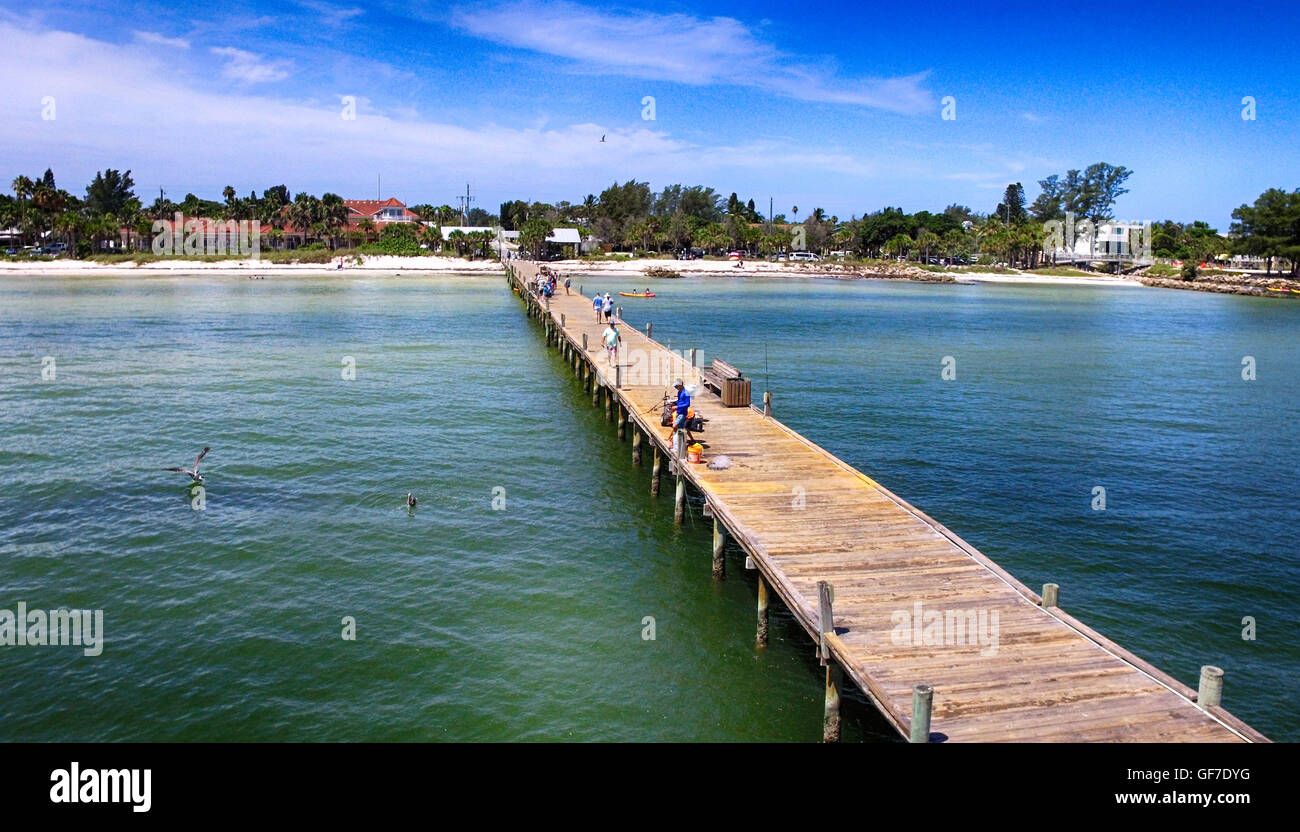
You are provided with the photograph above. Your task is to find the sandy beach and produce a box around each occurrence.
[0,254,1144,287]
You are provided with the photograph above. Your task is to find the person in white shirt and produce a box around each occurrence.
[601,321,620,365]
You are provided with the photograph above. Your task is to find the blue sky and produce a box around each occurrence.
[1,0,1296,227]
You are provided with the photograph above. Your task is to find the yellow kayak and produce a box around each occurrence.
[619,292,656,298]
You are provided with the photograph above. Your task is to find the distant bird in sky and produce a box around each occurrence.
[600,134,605,143]
[163,447,210,483]
[406,492,417,508]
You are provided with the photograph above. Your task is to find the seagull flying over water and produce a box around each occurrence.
[600,134,605,143]
[163,447,210,483]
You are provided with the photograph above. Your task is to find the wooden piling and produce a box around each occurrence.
[756,574,769,646]
[605,386,613,421]
[650,445,661,496]
[1198,665,1224,709]
[646,322,653,341]
[824,663,843,743]
[592,378,599,407]
[617,404,626,440]
[763,390,772,418]
[632,427,642,464]
[712,518,726,579]
[1042,583,1060,608]
[674,474,685,524]
[910,684,933,743]
[817,580,834,665]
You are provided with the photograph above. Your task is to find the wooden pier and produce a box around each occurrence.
[507,262,1269,743]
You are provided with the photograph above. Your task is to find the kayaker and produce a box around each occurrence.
[602,320,620,366]
[668,378,696,447]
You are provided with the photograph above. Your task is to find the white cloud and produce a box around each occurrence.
[451,2,932,114]
[0,21,1011,214]
[210,46,293,83]
[293,1,364,27]
[133,31,190,49]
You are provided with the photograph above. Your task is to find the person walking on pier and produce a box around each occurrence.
[593,291,603,323]
[564,276,571,295]
[602,293,614,323]
[602,320,621,366]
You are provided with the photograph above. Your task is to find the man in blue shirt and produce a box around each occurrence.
[669,378,696,446]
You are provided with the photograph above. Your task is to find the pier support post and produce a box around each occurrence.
[582,332,588,353]
[817,580,834,666]
[764,391,772,418]
[1042,583,1059,608]
[651,445,662,496]
[561,313,565,329]
[823,663,843,743]
[1198,665,1224,709]
[910,684,933,743]
[690,348,697,369]
[592,378,600,407]
[712,519,726,579]
[617,404,626,440]
[674,474,686,524]
[632,427,642,464]
[605,387,613,422]
[616,363,622,389]
[646,322,653,341]
[756,575,769,646]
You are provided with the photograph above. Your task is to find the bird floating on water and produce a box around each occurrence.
[163,447,210,483]
[406,492,417,509]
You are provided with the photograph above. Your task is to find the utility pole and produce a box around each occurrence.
[455,183,475,226]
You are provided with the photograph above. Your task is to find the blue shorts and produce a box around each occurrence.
[674,412,689,428]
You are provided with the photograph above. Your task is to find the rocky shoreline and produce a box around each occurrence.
[1139,273,1300,298]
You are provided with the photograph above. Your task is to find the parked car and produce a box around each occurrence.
[727,250,745,260]
[3,247,17,256]
[789,251,821,262]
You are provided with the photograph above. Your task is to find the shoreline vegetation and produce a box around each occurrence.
[4,166,1296,297]
[7,251,1299,296]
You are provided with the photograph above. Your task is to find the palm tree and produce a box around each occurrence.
[418,223,442,253]
[321,193,350,249]
[917,230,941,263]
[55,211,83,254]
[11,175,33,203]
[357,218,377,244]
[884,233,913,260]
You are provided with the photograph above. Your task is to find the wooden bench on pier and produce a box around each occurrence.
[701,358,751,407]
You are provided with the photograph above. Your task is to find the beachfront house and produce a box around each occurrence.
[498,227,582,259]
[278,197,419,249]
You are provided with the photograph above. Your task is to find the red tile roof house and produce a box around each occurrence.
[277,198,420,249]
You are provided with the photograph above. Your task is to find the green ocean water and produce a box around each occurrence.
[1,271,1296,741]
